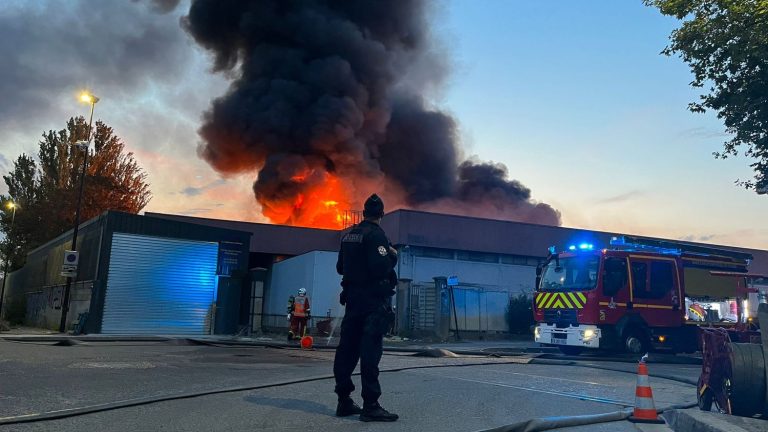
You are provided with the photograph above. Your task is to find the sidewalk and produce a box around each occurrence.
[664,409,767,432]
[0,325,59,335]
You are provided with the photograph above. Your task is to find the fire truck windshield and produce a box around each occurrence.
[539,255,599,291]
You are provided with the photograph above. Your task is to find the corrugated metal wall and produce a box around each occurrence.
[448,287,510,332]
[101,233,218,335]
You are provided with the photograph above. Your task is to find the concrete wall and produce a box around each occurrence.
[25,282,93,330]
[264,251,342,329]
[2,215,104,324]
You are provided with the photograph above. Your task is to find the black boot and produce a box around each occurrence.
[360,402,398,422]
[335,398,363,417]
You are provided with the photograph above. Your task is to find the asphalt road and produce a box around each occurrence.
[0,339,699,431]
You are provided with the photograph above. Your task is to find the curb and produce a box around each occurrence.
[664,409,767,432]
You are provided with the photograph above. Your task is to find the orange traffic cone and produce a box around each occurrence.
[628,355,665,424]
[300,335,313,349]
[300,326,313,350]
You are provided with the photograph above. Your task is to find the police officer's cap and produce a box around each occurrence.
[363,194,385,218]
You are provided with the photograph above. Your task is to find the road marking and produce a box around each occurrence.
[489,370,610,387]
[408,370,633,407]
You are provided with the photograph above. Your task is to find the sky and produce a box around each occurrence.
[0,0,766,249]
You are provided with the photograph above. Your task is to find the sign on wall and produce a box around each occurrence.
[218,241,245,277]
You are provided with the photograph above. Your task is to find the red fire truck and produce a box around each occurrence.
[533,236,763,355]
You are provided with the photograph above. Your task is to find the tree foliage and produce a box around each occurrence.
[506,293,535,334]
[1,117,151,270]
[645,0,768,192]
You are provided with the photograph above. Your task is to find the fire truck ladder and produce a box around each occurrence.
[610,235,753,264]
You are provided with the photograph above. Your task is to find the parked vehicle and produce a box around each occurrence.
[533,236,764,354]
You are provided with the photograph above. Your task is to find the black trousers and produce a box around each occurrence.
[333,311,384,405]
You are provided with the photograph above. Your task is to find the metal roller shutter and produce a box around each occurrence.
[102,233,219,335]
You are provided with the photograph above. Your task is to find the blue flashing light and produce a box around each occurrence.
[567,243,595,252]
[610,235,681,255]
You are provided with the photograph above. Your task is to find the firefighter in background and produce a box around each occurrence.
[287,288,311,341]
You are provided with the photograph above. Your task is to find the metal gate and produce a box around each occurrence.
[410,283,437,331]
[101,233,219,335]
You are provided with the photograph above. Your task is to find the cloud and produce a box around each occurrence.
[178,208,212,215]
[0,1,237,218]
[140,0,182,14]
[677,127,730,140]
[0,0,191,133]
[180,179,227,196]
[679,234,716,243]
[595,190,644,205]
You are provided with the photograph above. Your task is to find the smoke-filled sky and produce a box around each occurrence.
[0,1,766,248]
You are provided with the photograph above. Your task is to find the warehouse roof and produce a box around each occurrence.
[147,209,768,274]
[146,212,340,256]
[381,210,768,274]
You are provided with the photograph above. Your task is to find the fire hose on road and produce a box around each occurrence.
[0,350,698,428]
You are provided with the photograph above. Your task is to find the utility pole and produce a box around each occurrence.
[0,201,18,319]
[59,92,98,333]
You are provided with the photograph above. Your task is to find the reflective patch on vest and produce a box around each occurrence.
[293,296,307,317]
[378,246,387,256]
[343,233,364,243]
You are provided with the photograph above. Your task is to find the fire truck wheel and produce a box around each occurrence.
[622,328,648,354]
[557,346,583,356]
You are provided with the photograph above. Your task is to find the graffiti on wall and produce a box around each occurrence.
[26,286,63,324]
[48,286,63,310]
[26,291,47,323]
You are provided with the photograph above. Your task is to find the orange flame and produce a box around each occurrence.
[261,173,352,229]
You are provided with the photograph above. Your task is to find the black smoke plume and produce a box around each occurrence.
[184,0,560,226]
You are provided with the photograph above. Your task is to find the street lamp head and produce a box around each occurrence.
[72,140,89,150]
[79,92,99,104]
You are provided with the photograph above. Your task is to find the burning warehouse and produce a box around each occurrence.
[5,208,765,338]
[2,1,766,337]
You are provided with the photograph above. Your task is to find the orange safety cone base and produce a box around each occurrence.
[628,414,665,424]
[300,335,314,349]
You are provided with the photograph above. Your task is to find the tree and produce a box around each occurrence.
[506,293,535,334]
[1,117,151,270]
[645,0,768,193]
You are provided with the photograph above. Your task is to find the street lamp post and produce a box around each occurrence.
[0,201,18,319]
[59,92,99,333]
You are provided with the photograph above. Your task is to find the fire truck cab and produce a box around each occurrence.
[533,236,760,355]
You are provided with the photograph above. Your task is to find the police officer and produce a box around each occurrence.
[333,194,399,422]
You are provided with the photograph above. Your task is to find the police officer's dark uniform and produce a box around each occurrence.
[333,194,399,422]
